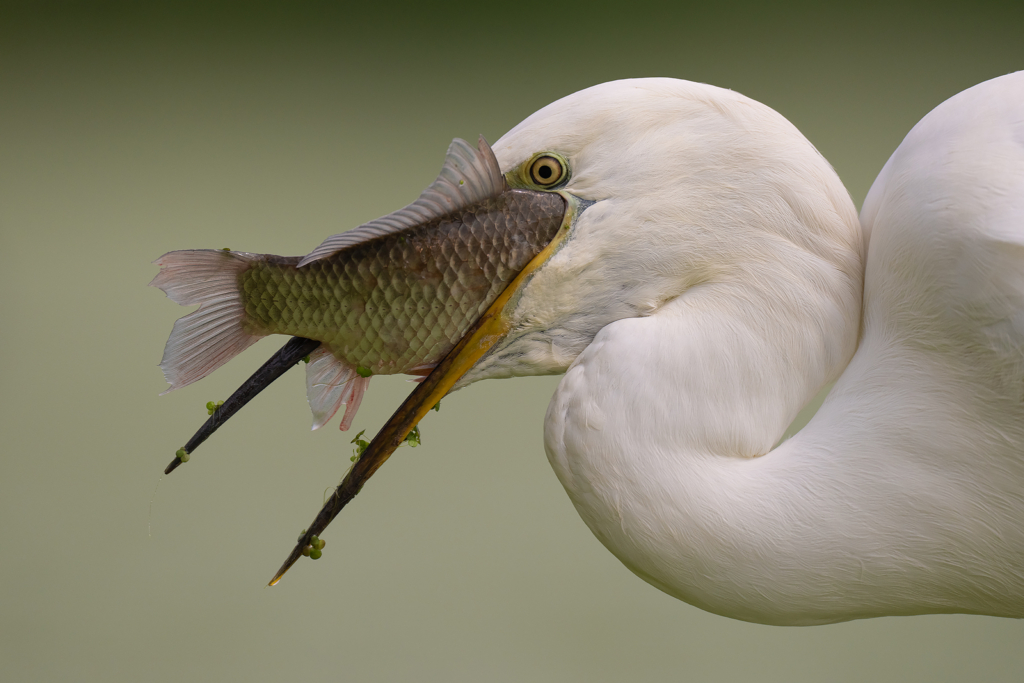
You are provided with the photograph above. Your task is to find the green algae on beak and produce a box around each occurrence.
[268,193,590,586]
[162,336,321,474]
[151,135,593,586]
[157,138,567,474]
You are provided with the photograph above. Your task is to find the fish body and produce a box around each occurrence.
[238,191,565,375]
[153,138,567,430]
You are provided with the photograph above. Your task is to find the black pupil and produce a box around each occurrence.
[538,163,553,179]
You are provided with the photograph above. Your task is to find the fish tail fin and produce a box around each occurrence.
[305,347,372,431]
[150,249,262,394]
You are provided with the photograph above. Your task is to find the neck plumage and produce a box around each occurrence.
[544,253,864,624]
[544,239,1024,624]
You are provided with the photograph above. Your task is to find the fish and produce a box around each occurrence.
[151,137,567,433]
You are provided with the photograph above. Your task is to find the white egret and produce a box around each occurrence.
[478,72,1024,625]
[156,71,1024,626]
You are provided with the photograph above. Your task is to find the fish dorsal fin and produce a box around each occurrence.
[297,136,507,267]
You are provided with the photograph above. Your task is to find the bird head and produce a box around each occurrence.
[461,78,864,388]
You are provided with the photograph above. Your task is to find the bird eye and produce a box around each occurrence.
[528,155,566,187]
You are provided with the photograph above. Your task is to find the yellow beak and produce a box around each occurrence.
[269,192,583,585]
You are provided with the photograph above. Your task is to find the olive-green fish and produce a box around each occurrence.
[152,138,566,430]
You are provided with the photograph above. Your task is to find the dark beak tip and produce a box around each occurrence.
[268,543,306,586]
[160,336,321,476]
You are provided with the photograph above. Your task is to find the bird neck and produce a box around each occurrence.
[544,254,865,623]
[551,270,860,459]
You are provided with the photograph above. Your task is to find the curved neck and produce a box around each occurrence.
[627,269,861,459]
[544,269,1024,624]
[543,265,866,624]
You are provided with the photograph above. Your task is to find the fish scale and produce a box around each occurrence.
[239,190,566,375]
[151,136,566,438]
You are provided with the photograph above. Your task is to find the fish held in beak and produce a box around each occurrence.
[152,136,566,470]
[269,195,582,585]
[151,137,580,580]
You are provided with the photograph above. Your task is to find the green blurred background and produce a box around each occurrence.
[2,2,1022,681]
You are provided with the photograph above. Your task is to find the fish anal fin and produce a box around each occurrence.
[338,377,371,432]
[305,347,371,431]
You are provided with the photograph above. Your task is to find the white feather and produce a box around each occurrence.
[474,74,1024,624]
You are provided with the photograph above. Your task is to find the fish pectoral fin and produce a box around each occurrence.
[305,348,370,431]
[405,362,437,382]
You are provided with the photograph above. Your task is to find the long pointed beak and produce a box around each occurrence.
[159,136,565,474]
[268,192,582,586]
[163,336,322,474]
